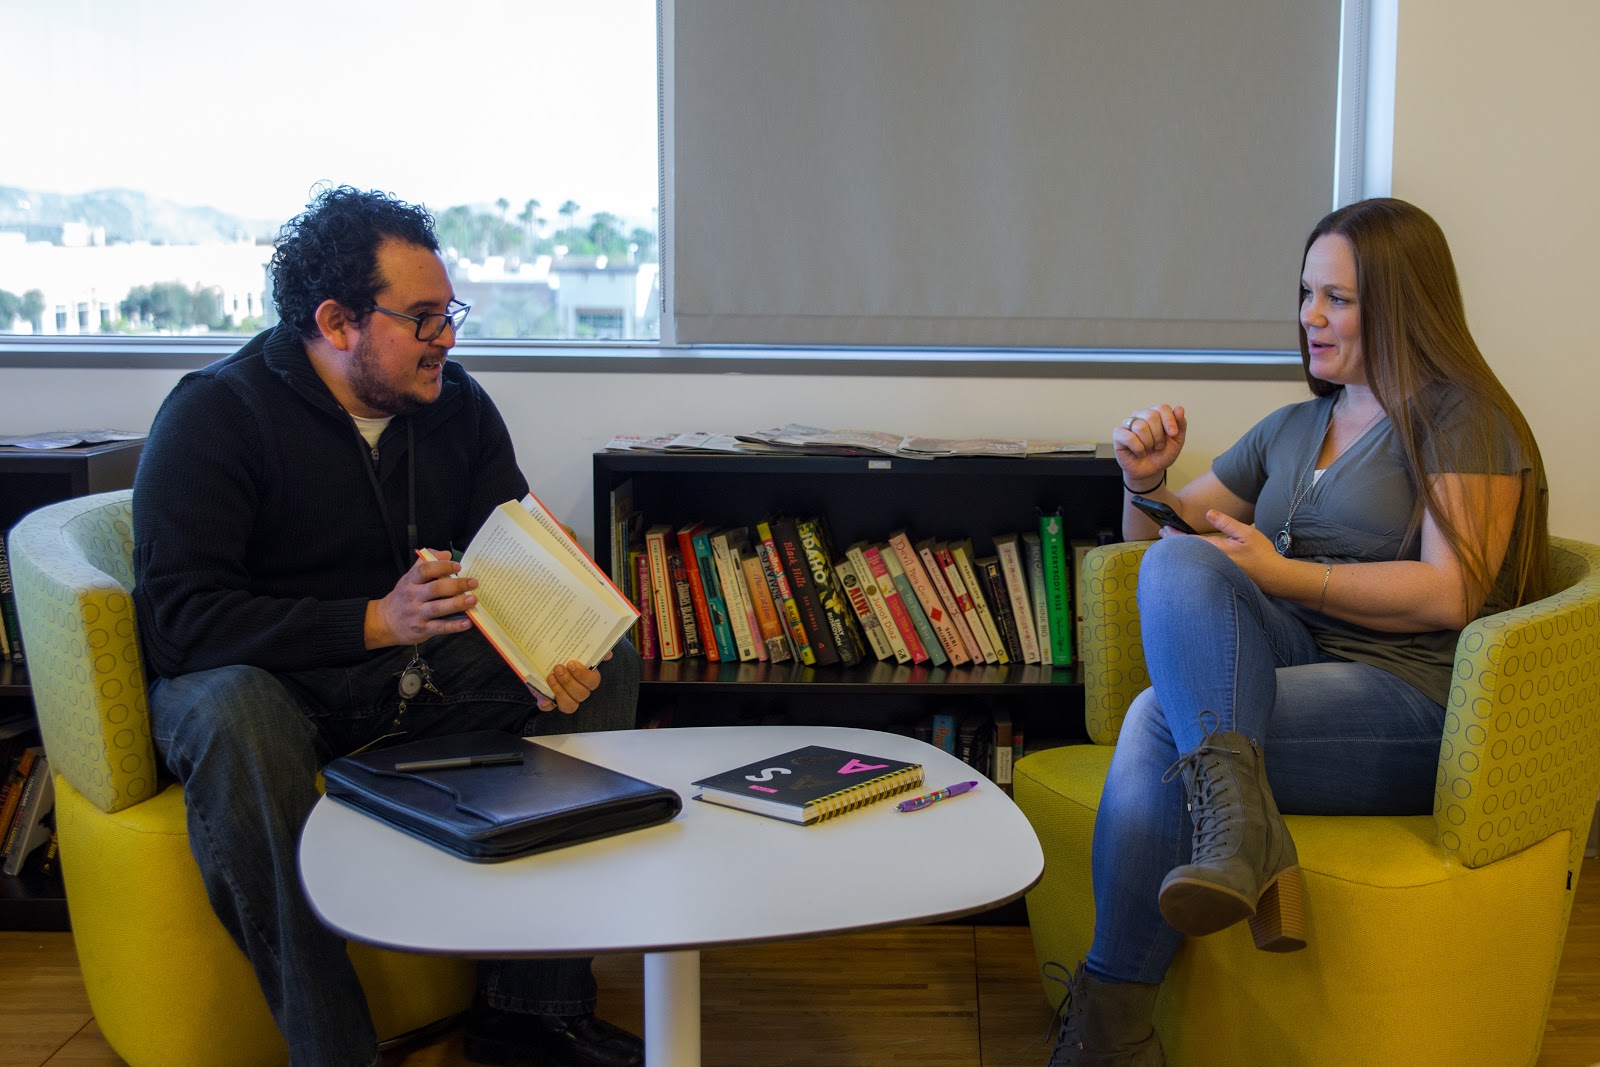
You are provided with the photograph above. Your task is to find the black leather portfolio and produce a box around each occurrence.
[322,731,682,862]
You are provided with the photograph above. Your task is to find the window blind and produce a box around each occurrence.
[667,0,1342,351]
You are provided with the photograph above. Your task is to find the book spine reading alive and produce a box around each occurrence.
[833,557,894,660]
[916,538,984,664]
[668,547,705,659]
[993,534,1042,664]
[710,529,762,661]
[935,543,998,664]
[1021,533,1054,666]
[880,546,948,667]
[846,542,913,664]
[755,521,816,665]
[735,533,792,662]
[675,524,721,662]
[797,517,865,666]
[951,539,1008,664]
[978,556,1025,663]
[770,516,840,666]
[887,532,971,666]
[1039,510,1076,665]
[861,544,930,663]
[632,550,657,659]
[645,525,684,660]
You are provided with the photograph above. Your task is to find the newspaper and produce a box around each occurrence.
[0,429,147,450]
[605,425,1096,459]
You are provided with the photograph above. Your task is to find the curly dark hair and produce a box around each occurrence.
[270,185,440,339]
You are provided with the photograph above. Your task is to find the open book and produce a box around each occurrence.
[422,494,640,701]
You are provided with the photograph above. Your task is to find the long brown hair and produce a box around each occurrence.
[1299,198,1550,612]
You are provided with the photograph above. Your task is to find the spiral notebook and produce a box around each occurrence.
[691,744,924,825]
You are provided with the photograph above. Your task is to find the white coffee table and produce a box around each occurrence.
[299,724,1044,1066]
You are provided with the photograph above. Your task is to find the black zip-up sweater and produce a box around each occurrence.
[132,324,528,680]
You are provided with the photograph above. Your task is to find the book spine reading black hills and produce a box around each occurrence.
[692,744,924,825]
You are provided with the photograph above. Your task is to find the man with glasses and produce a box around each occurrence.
[133,186,643,1067]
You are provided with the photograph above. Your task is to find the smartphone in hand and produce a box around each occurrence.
[1130,495,1200,535]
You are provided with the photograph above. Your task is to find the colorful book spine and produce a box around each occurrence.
[668,547,704,659]
[833,557,893,660]
[755,521,816,665]
[737,537,792,662]
[935,543,998,664]
[880,546,948,667]
[1021,533,1054,666]
[0,535,22,663]
[796,517,864,666]
[644,525,683,660]
[710,529,762,661]
[951,539,1008,664]
[690,527,739,661]
[993,533,1041,663]
[846,542,912,664]
[1039,510,1076,665]
[676,525,721,662]
[861,544,930,663]
[887,531,970,666]
[978,555,1024,663]
[917,539,984,664]
[632,550,657,659]
[930,713,957,755]
[770,516,840,666]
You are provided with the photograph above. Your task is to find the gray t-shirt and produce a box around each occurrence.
[1211,389,1523,706]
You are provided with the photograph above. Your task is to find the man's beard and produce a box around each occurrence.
[348,331,429,416]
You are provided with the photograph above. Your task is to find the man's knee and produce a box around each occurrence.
[151,665,317,774]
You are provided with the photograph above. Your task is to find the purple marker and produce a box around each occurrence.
[896,780,979,813]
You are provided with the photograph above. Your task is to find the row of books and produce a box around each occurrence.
[615,509,1099,670]
[0,736,56,879]
[916,708,1022,795]
[0,533,24,664]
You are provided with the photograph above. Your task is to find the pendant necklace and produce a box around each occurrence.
[1274,393,1384,557]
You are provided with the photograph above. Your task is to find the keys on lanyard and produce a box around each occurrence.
[394,646,444,726]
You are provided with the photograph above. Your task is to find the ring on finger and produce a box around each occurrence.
[1124,417,1137,430]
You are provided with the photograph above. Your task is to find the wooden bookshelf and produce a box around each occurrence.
[592,448,1124,744]
[0,437,145,931]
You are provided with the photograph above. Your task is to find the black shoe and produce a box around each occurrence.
[463,1007,644,1067]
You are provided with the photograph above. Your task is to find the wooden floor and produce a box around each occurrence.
[3,861,1600,1067]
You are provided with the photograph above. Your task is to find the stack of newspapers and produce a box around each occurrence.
[604,424,1094,459]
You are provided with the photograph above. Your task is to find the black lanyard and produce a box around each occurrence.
[354,417,416,576]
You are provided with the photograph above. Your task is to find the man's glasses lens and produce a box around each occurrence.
[418,304,471,341]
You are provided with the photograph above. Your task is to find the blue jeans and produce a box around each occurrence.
[149,632,641,1067]
[1085,537,1445,985]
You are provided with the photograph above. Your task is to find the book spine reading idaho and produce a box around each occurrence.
[426,494,640,698]
[692,744,924,825]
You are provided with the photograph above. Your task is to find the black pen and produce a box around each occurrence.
[393,752,524,773]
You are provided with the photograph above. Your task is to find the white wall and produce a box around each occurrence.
[1,3,1593,551]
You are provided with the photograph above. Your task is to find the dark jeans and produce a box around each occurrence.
[149,632,641,1067]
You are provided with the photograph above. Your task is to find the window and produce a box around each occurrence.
[0,1,659,342]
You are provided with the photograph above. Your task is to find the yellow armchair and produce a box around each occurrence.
[1016,536,1600,1066]
[8,489,474,1067]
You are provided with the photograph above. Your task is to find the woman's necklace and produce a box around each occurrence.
[1274,392,1384,556]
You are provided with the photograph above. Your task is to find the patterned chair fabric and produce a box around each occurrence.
[1018,536,1600,1067]
[8,489,474,1067]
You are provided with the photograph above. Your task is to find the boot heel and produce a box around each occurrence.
[1248,866,1307,952]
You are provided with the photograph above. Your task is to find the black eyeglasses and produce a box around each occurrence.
[369,300,471,342]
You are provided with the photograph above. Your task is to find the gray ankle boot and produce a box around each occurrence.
[1158,712,1307,951]
[1044,961,1163,1067]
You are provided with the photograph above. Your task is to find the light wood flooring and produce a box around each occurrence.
[3,860,1600,1066]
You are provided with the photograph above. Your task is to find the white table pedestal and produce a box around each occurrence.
[644,950,701,1067]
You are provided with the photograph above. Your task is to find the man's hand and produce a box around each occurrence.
[364,551,477,649]
[531,650,614,714]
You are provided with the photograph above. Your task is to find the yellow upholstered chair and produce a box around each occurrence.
[8,489,474,1067]
[1016,536,1600,1066]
